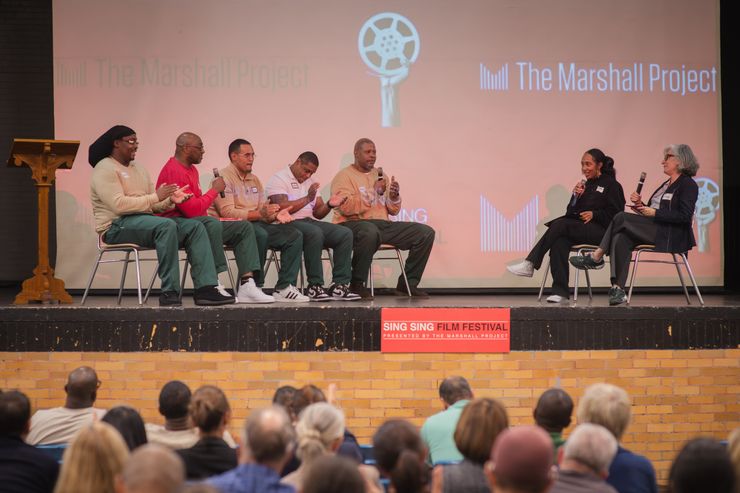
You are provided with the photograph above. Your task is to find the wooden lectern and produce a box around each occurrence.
[7,139,80,304]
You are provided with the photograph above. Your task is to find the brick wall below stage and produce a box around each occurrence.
[2,349,738,484]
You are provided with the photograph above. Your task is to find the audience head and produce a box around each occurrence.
[584,148,616,177]
[117,444,185,493]
[576,383,631,441]
[158,380,192,421]
[668,437,735,493]
[102,405,148,451]
[728,428,740,491]
[0,390,31,437]
[190,385,230,434]
[290,384,327,422]
[438,376,473,407]
[373,419,428,493]
[560,423,618,477]
[272,385,297,421]
[244,405,295,470]
[64,366,100,407]
[486,425,554,493]
[454,397,509,465]
[55,422,129,493]
[302,455,366,493]
[534,388,573,433]
[664,144,700,177]
[295,402,345,463]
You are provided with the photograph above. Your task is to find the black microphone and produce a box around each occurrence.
[213,168,225,198]
[636,172,647,194]
[570,179,586,207]
[376,167,384,180]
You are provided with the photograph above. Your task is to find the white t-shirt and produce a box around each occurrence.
[264,166,316,220]
[26,406,107,445]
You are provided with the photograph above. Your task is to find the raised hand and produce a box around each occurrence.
[171,185,192,204]
[327,193,348,208]
[307,182,320,201]
[156,183,178,201]
[389,176,400,200]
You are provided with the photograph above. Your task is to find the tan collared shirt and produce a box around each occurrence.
[209,163,265,220]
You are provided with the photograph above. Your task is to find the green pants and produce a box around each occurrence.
[104,214,218,292]
[253,222,302,290]
[176,216,262,280]
[289,218,353,286]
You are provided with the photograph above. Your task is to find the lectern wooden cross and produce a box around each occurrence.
[7,138,80,304]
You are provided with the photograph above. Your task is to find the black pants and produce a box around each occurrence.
[526,217,605,297]
[598,212,657,288]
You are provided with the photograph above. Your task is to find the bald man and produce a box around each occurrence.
[26,366,107,445]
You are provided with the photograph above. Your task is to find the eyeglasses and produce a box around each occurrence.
[122,139,139,145]
[664,153,676,160]
[238,152,256,158]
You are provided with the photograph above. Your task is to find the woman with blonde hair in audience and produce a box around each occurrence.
[374,419,430,493]
[53,421,129,493]
[282,402,381,492]
[176,385,237,480]
[431,397,509,493]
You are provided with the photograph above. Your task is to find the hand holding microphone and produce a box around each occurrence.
[570,179,586,207]
[374,167,386,195]
[630,172,647,207]
[212,168,226,198]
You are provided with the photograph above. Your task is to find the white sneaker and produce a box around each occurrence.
[216,282,233,298]
[236,278,275,304]
[273,284,310,303]
[546,294,568,303]
[507,260,534,277]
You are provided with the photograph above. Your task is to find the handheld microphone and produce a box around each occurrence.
[376,167,384,180]
[636,172,647,194]
[213,168,225,198]
[570,179,586,207]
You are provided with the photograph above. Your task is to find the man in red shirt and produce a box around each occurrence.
[156,132,273,303]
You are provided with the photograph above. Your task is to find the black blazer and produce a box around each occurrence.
[647,173,698,253]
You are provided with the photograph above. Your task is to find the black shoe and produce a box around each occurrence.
[609,286,627,306]
[159,291,182,307]
[569,254,605,270]
[395,282,430,298]
[193,286,236,306]
[350,282,374,300]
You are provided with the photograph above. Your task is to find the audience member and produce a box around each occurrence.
[421,376,473,465]
[667,437,735,493]
[0,390,59,493]
[549,423,618,493]
[373,419,429,493]
[53,422,129,493]
[533,388,574,455]
[431,397,509,493]
[484,425,554,493]
[177,385,238,480]
[729,428,740,492]
[577,383,658,493]
[146,381,236,450]
[115,443,185,493]
[27,366,106,445]
[208,406,296,493]
[272,385,298,422]
[102,405,147,450]
[302,455,367,493]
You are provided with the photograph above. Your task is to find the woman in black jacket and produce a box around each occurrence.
[507,148,625,303]
[569,144,700,305]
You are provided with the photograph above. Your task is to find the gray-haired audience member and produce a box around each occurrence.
[533,388,573,455]
[577,383,657,493]
[667,437,736,493]
[484,425,554,493]
[26,366,106,445]
[549,423,619,493]
[421,376,474,465]
[115,443,185,493]
[0,390,59,493]
[208,406,296,493]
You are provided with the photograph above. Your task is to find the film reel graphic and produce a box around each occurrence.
[694,177,720,252]
[358,12,420,127]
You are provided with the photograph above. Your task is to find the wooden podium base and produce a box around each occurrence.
[14,265,73,304]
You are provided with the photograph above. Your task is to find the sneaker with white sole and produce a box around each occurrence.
[507,260,535,277]
[273,284,310,303]
[328,283,361,301]
[236,278,275,304]
[546,294,568,303]
[216,282,233,298]
[306,284,332,302]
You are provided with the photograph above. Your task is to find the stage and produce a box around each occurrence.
[2,289,738,353]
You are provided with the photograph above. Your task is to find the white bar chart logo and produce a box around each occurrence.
[480,195,539,252]
[480,63,509,91]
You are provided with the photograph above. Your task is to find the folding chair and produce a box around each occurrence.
[626,245,704,305]
[537,244,599,302]
[369,244,411,297]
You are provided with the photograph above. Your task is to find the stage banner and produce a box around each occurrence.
[380,308,510,353]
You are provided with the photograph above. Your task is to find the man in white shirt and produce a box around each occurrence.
[26,366,106,445]
[265,152,360,301]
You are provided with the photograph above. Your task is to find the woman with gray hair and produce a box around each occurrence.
[570,144,700,305]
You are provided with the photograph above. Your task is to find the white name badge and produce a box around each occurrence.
[662,193,673,200]
[251,187,259,193]
[596,186,604,193]
[291,182,299,189]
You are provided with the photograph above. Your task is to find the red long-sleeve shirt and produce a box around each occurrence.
[155,157,218,218]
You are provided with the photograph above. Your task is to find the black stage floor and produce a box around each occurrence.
[2,287,739,353]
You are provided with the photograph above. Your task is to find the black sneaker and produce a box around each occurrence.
[159,291,182,307]
[193,286,236,306]
[569,254,605,270]
[328,283,361,301]
[349,282,374,300]
[395,282,430,298]
[609,286,627,306]
[306,284,332,302]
